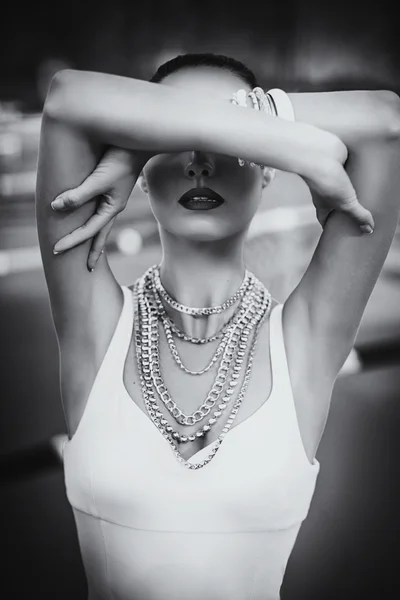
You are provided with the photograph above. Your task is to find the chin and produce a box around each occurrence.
[164,215,244,242]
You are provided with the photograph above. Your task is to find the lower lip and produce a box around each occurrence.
[178,199,224,211]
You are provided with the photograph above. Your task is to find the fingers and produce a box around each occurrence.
[51,188,93,212]
[311,160,375,234]
[87,218,116,272]
[51,175,108,211]
[53,205,118,254]
[336,169,375,233]
[340,196,375,233]
[50,147,136,211]
[334,170,375,233]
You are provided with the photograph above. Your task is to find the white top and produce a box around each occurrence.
[62,284,320,600]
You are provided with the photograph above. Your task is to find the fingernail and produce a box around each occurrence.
[53,248,61,255]
[88,266,94,273]
[51,200,62,210]
[360,224,373,234]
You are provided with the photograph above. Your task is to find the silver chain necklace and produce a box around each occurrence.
[159,276,258,344]
[132,266,271,469]
[152,264,252,316]
[150,273,258,375]
[143,266,269,424]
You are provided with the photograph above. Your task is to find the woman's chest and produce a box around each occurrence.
[122,317,274,461]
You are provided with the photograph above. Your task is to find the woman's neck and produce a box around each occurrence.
[157,229,248,339]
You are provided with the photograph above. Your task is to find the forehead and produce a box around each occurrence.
[161,66,250,99]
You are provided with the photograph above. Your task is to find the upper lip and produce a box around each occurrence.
[178,187,225,204]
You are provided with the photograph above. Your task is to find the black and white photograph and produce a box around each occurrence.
[1,2,400,599]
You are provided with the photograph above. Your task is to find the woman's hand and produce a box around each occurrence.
[302,140,375,233]
[51,146,153,270]
[234,88,374,233]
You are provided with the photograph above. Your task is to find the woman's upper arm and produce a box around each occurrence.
[35,112,121,342]
[283,138,400,390]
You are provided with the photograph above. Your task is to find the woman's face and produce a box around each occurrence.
[140,66,272,243]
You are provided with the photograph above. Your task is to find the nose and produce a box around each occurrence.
[183,151,214,180]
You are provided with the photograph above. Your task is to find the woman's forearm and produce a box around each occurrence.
[288,90,400,146]
[44,69,343,179]
[290,90,400,214]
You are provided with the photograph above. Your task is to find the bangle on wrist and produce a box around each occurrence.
[230,86,294,172]
[266,88,295,121]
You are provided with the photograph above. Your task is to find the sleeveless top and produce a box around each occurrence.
[62,284,320,600]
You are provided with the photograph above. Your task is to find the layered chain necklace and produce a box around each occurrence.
[132,264,272,470]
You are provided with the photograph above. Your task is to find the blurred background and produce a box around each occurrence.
[1,1,400,598]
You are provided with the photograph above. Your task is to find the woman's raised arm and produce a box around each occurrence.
[42,69,378,264]
[45,69,353,196]
[281,90,400,412]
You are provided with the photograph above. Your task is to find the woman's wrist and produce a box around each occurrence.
[44,69,346,182]
[227,85,347,179]
[267,88,296,121]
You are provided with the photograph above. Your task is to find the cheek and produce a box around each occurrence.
[143,162,178,224]
[230,166,264,205]
[236,167,264,195]
[226,169,264,224]
[144,160,177,199]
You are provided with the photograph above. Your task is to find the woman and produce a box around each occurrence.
[36,54,400,600]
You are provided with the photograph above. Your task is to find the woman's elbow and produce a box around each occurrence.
[43,69,77,121]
